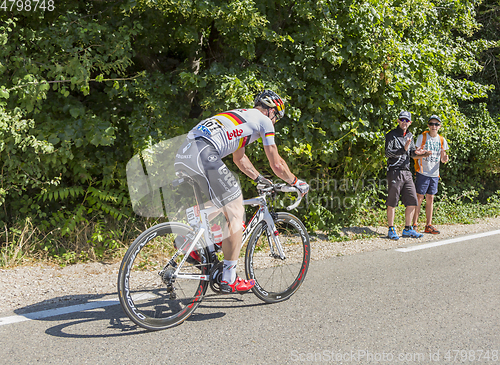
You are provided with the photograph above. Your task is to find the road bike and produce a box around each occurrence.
[117,174,310,331]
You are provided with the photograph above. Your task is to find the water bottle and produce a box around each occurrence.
[211,224,223,251]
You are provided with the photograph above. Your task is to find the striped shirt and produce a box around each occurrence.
[188,109,276,158]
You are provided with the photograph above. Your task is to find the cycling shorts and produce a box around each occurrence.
[174,137,241,209]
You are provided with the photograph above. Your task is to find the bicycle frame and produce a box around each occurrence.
[169,192,284,282]
[241,196,285,259]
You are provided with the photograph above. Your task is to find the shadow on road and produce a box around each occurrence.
[11,291,266,338]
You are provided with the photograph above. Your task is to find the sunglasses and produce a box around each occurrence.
[270,108,281,122]
[428,122,441,127]
[400,118,411,123]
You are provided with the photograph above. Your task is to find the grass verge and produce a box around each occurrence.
[1,191,500,268]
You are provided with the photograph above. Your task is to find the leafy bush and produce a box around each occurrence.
[1,1,499,263]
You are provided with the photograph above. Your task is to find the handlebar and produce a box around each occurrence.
[256,183,304,211]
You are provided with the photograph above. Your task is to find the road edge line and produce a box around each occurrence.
[395,229,500,253]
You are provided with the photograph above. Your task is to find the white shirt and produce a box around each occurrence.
[188,108,276,158]
[415,133,449,177]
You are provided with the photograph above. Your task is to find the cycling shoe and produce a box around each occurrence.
[220,276,255,294]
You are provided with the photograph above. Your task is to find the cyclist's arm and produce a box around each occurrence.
[263,144,296,184]
[233,147,260,180]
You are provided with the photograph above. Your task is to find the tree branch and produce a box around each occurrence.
[5,73,144,92]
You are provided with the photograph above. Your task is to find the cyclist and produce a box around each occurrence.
[174,90,309,294]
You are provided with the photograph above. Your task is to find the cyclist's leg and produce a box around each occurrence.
[219,196,244,261]
[218,197,255,292]
[203,159,254,291]
[176,138,252,292]
[197,143,245,248]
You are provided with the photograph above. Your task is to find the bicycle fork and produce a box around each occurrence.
[263,211,286,260]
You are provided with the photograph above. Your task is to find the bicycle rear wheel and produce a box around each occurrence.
[245,212,310,303]
[117,222,209,331]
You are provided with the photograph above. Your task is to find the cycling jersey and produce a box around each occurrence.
[188,109,276,158]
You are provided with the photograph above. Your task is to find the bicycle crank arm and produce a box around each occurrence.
[176,273,210,281]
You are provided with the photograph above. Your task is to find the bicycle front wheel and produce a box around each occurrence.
[117,222,209,331]
[245,212,310,303]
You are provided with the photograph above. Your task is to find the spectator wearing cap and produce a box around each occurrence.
[385,111,431,240]
[412,115,449,234]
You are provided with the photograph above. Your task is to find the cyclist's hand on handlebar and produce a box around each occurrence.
[291,177,309,196]
[254,174,273,188]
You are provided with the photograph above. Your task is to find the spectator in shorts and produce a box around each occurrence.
[385,111,431,240]
[412,115,449,234]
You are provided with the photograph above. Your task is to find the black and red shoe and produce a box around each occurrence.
[424,225,440,234]
[220,276,255,294]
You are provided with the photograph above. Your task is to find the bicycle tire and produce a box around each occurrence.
[245,212,310,303]
[117,222,210,331]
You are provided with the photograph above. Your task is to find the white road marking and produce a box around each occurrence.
[0,299,120,326]
[0,293,156,326]
[395,229,500,253]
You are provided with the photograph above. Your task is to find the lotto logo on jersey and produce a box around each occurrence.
[226,129,243,140]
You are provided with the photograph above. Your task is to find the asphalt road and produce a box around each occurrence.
[1,232,499,364]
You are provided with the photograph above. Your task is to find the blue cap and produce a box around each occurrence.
[428,115,441,123]
[398,111,411,120]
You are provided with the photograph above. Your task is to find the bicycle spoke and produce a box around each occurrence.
[245,213,310,303]
[118,223,209,331]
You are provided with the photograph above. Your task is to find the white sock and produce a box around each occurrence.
[222,260,237,284]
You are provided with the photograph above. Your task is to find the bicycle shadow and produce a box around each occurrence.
[10,291,266,338]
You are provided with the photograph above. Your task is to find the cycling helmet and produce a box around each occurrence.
[254,90,285,120]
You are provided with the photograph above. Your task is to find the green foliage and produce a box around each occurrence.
[0,0,499,262]
[431,189,498,224]
[472,0,500,116]
[440,103,500,196]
